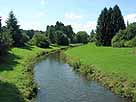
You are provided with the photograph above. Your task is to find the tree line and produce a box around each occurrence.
[0,11,90,58]
[91,5,136,47]
[46,21,89,45]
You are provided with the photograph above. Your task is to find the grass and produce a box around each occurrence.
[65,43,136,80]
[65,43,136,101]
[0,45,60,102]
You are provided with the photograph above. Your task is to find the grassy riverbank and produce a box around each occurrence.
[0,45,60,102]
[65,43,136,101]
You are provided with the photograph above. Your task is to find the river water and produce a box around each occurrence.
[34,52,128,102]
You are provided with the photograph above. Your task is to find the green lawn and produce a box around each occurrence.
[65,43,136,80]
[0,45,59,102]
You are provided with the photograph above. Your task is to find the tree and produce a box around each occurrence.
[76,31,89,44]
[26,30,34,39]
[6,11,24,47]
[64,25,74,43]
[58,34,69,46]
[31,33,50,48]
[46,21,75,44]
[113,5,126,33]
[96,7,108,46]
[46,25,56,44]
[0,17,13,56]
[95,5,126,46]
[0,30,13,55]
[112,23,136,47]
[90,30,96,42]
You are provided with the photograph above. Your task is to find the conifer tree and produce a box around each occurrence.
[6,11,24,47]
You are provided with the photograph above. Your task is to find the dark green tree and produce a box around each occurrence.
[113,5,126,34]
[6,11,24,47]
[76,31,89,44]
[64,25,74,43]
[0,18,13,56]
[31,33,49,48]
[90,30,96,42]
[112,23,136,47]
[46,21,75,45]
[58,34,69,46]
[96,7,108,46]
[96,5,126,46]
[26,30,34,39]
[46,25,56,44]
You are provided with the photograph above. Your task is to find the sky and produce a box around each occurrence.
[0,0,136,33]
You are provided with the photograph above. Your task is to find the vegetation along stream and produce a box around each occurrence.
[33,52,128,102]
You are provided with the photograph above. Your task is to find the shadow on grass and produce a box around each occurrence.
[19,45,34,50]
[0,81,25,102]
[0,53,21,71]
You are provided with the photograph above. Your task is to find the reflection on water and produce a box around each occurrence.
[34,52,128,102]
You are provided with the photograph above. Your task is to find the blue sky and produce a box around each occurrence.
[0,0,136,33]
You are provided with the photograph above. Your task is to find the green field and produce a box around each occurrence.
[0,46,59,102]
[66,43,136,80]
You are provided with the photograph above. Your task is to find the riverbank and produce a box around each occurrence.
[65,43,136,102]
[0,45,61,102]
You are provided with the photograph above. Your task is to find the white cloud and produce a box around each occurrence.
[40,0,47,6]
[20,21,45,31]
[124,13,136,24]
[64,12,83,20]
[68,21,97,34]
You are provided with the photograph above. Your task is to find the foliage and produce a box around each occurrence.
[6,11,25,47]
[22,30,34,39]
[31,33,50,48]
[46,21,75,44]
[96,5,126,46]
[46,25,56,44]
[0,29,13,56]
[90,30,96,42]
[58,33,69,46]
[112,23,136,47]
[76,31,89,44]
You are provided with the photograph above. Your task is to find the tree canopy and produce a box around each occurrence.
[96,5,126,46]
[112,23,136,47]
[6,11,26,47]
[76,31,89,44]
[46,21,74,45]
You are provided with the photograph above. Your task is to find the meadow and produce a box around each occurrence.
[0,45,59,102]
[66,43,136,80]
[65,43,136,101]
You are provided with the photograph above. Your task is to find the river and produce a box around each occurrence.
[33,52,128,102]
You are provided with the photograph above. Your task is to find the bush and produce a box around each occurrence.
[125,37,136,47]
[131,37,136,47]
[76,31,89,44]
[112,23,136,47]
[37,40,50,48]
[31,34,50,48]
[112,40,125,48]
[58,34,69,46]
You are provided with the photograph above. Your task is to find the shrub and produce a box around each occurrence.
[76,31,89,44]
[112,23,136,47]
[31,34,50,48]
[58,34,69,46]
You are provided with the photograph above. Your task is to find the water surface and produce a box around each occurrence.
[34,52,128,102]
